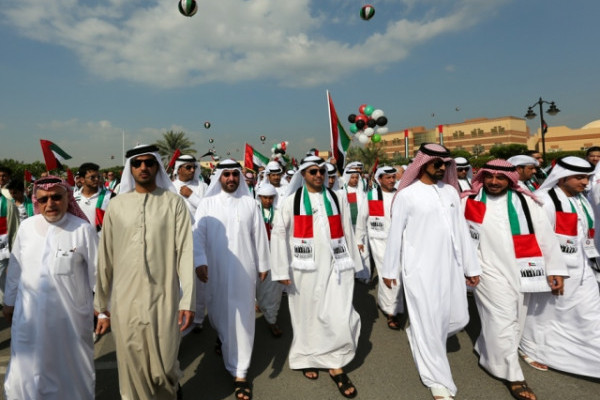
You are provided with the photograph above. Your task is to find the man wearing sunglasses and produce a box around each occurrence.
[382,143,481,400]
[454,157,473,192]
[94,144,196,400]
[270,155,362,398]
[193,159,270,400]
[4,176,97,399]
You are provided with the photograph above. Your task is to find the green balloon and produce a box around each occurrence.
[349,123,358,133]
[371,133,382,143]
[364,105,375,116]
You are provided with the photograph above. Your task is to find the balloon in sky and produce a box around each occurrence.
[204,121,211,129]
[360,5,375,21]
[178,0,198,17]
[208,138,214,144]
[260,135,266,144]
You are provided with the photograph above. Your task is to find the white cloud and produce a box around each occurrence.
[445,64,456,72]
[2,0,508,88]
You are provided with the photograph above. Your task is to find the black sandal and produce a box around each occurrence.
[387,314,401,330]
[506,380,536,400]
[330,372,357,398]
[234,380,252,400]
[302,368,319,380]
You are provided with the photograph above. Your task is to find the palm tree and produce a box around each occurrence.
[154,131,196,164]
[346,142,390,173]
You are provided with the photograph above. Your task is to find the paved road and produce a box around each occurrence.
[0,281,598,399]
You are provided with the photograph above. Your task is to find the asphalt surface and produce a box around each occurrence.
[0,281,598,399]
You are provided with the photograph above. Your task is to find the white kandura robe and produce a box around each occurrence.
[256,207,283,325]
[355,190,403,315]
[520,191,600,378]
[587,173,600,283]
[4,214,98,400]
[462,193,567,382]
[382,181,481,396]
[193,191,270,378]
[457,178,472,192]
[95,188,196,400]
[345,186,370,281]
[270,190,362,370]
[174,178,208,327]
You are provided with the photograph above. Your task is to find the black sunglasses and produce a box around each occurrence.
[131,159,158,168]
[182,165,197,170]
[307,168,327,176]
[37,194,63,204]
[432,160,451,169]
[223,170,240,178]
[457,167,469,172]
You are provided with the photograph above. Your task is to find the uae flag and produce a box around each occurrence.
[327,91,351,173]
[244,143,269,172]
[40,139,72,171]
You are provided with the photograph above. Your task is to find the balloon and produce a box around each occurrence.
[260,135,266,143]
[204,121,211,129]
[360,5,375,21]
[367,118,377,128]
[356,119,366,129]
[375,126,389,135]
[355,114,368,123]
[281,141,287,151]
[349,124,358,133]
[364,127,375,137]
[364,105,374,116]
[208,138,214,144]
[226,152,230,155]
[371,109,384,120]
[371,134,382,143]
[358,104,367,114]
[348,114,357,123]
[179,0,198,17]
[376,116,388,126]
[358,133,370,144]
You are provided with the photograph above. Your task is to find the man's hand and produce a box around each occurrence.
[465,275,480,287]
[195,265,208,282]
[548,275,564,296]
[95,311,111,335]
[383,278,397,289]
[259,271,268,282]
[178,310,195,332]
[278,279,291,286]
[3,305,14,325]
[357,244,365,253]
[179,186,193,198]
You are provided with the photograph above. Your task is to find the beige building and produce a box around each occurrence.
[527,120,600,153]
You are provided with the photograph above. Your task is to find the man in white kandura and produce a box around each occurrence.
[454,157,472,193]
[460,159,566,400]
[193,159,270,400]
[520,156,600,380]
[270,155,362,398]
[382,143,481,400]
[507,155,539,192]
[4,176,97,399]
[95,144,196,400]
[355,166,402,329]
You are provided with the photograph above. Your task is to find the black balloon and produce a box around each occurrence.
[367,118,377,128]
[204,121,211,129]
[356,120,366,129]
[348,114,357,123]
[376,116,388,126]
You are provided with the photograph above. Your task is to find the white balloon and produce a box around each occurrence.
[358,133,369,144]
[371,109,384,120]
[364,127,375,137]
[376,126,389,135]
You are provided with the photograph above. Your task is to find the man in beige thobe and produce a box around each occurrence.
[95,144,196,400]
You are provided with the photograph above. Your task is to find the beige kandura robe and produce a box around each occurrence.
[95,188,195,400]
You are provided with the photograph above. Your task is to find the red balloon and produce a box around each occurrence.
[281,141,287,151]
[355,114,368,124]
[358,104,368,114]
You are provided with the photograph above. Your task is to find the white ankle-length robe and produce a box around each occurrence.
[95,188,196,400]
[270,190,362,370]
[193,191,270,378]
[4,214,97,400]
[462,192,566,382]
[521,190,600,378]
[382,181,481,396]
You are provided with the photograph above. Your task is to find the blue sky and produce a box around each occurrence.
[1,0,598,168]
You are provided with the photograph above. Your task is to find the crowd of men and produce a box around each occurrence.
[1,143,600,400]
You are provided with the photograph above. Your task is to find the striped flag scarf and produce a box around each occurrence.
[0,195,9,260]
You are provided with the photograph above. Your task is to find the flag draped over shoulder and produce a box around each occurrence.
[328,91,351,173]
[40,139,72,171]
[167,149,182,170]
[244,143,269,171]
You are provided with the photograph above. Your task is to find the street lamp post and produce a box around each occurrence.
[525,97,560,165]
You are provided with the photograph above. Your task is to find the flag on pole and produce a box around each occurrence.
[24,170,33,183]
[167,149,181,170]
[40,139,72,171]
[66,168,75,186]
[371,158,379,177]
[327,91,351,173]
[244,143,270,172]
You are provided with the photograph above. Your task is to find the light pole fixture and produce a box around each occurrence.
[525,97,560,164]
